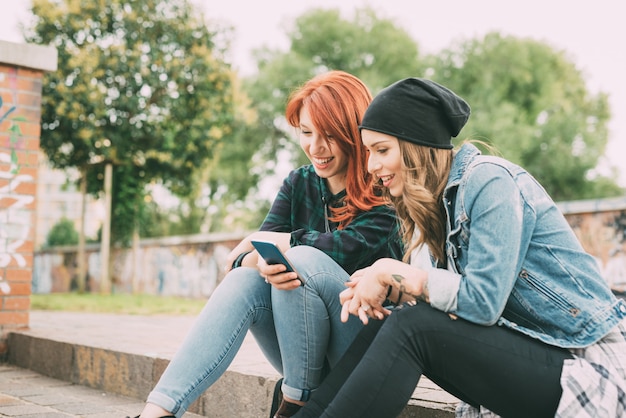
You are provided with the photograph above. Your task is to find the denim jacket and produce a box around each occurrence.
[428,143,626,348]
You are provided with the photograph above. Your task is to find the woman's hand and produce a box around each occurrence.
[257,257,301,290]
[340,262,394,324]
[224,231,291,273]
[340,278,390,324]
[341,258,429,324]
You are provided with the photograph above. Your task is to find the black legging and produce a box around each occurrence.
[295,302,573,418]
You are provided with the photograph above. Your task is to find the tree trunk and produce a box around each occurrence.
[77,167,87,293]
[100,162,112,294]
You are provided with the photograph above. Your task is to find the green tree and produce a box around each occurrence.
[45,218,79,247]
[427,32,623,200]
[25,0,236,244]
[166,78,263,234]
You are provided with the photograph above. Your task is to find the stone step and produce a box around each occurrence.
[6,311,458,417]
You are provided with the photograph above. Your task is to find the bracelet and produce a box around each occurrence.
[420,279,430,303]
[395,291,403,306]
[232,251,252,269]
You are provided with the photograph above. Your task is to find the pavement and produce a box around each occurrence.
[0,363,154,418]
[1,311,459,418]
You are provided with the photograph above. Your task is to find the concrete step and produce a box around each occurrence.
[6,311,458,417]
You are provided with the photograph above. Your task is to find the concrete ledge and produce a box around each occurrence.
[7,312,458,417]
[0,40,58,72]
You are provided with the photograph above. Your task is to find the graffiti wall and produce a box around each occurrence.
[0,49,54,347]
[1,63,34,298]
[33,234,245,298]
[0,151,34,262]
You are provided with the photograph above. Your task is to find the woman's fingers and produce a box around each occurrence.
[339,287,355,304]
[259,262,298,287]
[341,300,352,323]
[357,306,370,325]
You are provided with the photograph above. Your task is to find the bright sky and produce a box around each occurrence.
[2,0,625,186]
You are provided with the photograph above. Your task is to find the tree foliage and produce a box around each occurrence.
[26,4,623,238]
[427,32,622,200]
[26,0,236,244]
[45,218,79,248]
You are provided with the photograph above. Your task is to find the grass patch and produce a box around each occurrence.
[31,293,206,316]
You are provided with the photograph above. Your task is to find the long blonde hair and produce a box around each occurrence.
[390,141,453,264]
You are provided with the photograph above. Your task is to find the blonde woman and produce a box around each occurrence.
[296,78,626,418]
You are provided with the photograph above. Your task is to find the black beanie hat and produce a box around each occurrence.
[360,78,471,149]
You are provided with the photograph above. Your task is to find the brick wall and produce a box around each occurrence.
[0,40,57,357]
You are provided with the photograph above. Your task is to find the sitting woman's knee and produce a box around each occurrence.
[286,245,325,261]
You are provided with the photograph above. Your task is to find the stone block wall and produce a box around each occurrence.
[0,40,57,357]
[33,232,246,298]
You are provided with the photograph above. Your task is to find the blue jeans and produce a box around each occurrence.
[146,246,364,416]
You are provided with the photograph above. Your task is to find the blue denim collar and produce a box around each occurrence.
[446,142,481,190]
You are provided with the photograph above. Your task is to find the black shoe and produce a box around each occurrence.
[274,398,302,418]
[270,378,284,417]
[126,415,175,418]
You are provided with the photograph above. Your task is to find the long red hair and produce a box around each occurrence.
[285,71,388,228]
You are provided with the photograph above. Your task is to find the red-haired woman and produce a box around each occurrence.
[131,71,403,418]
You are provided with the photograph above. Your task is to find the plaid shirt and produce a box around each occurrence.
[455,321,626,418]
[260,165,404,274]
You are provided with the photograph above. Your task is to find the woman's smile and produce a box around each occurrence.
[312,156,335,170]
[378,174,395,188]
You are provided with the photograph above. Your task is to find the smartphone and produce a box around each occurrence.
[250,240,304,286]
